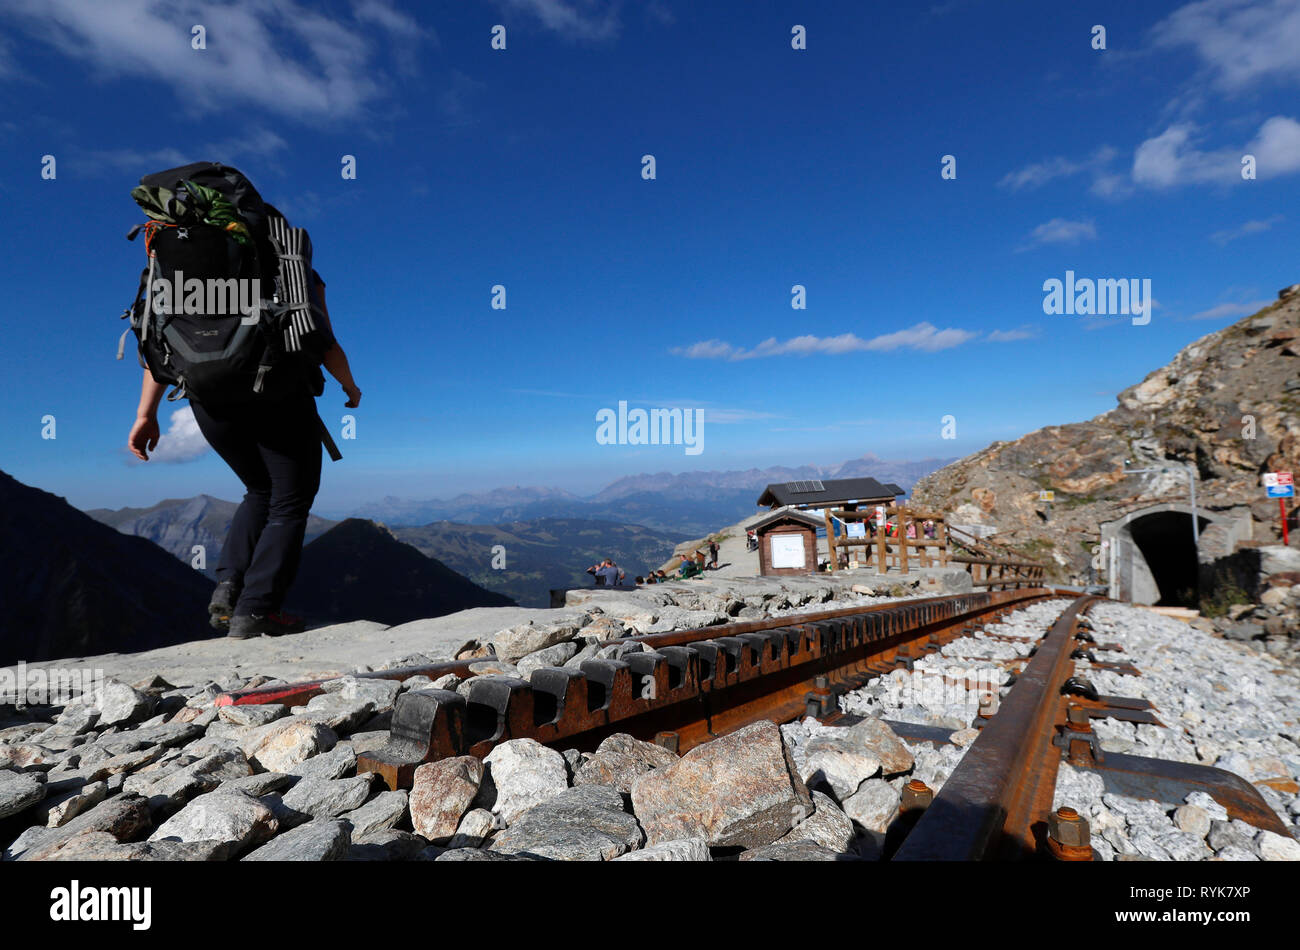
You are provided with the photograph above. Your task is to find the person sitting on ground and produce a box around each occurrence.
[634,576,645,585]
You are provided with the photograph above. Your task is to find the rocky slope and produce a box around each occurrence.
[0,470,214,666]
[912,284,1300,580]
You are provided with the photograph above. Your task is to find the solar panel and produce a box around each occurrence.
[788,479,826,494]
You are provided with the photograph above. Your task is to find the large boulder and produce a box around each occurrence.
[489,784,643,861]
[410,756,484,842]
[630,720,812,848]
[240,719,337,773]
[478,740,568,824]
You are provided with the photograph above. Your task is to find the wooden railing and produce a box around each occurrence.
[823,506,1046,588]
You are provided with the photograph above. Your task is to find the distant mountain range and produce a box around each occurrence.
[81,452,954,609]
[285,519,514,624]
[392,518,680,607]
[347,453,955,536]
[86,494,335,578]
[1,469,215,665]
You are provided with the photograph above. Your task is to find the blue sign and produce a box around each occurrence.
[1267,485,1295,498]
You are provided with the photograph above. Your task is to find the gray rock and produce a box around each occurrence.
[149,788,278,851]
[1257,829,1300,861]
[44,704,100,737]
[242,819,352,861]
[799,743,880,801]
[562,644,602,669]
[1172,804,1211,838]
[596,733,678,769]
[91,680,157,726]
[613,838,711,861]
[217,704,286,727]
[783,790,855,852]
[517,641,580,679]
[13,794,154,861]
[300,693,375,733]
[490,620,581,664]
[481,739,568,824]
[429,674,461,691]
[1216,844,1261,861]
[436,848,537,862]
[39,779,108,828]
[222,772,293,797]
[842,718,916,774]
[841,779,900,834]
[139,750,253,811]
[347,829,428,861]
[446,808,496,849]
[286,745,356,782]
[279,776,373,826]
[0,769,45,818]
[23,830,234,862]
[490,784,643,861]
[630,720,812,849]
[574,751,651,794]
[240,719,337,773]
[340,790,408,839]
[411,756,484,842]
[326,675,402,714]
[740,838,855,861]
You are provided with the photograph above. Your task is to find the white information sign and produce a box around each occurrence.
[770,533,806,569]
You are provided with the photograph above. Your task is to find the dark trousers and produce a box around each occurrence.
[189,395,322,615]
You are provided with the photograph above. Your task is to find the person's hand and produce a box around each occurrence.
[343,384,361,408]
[128,415,160,461]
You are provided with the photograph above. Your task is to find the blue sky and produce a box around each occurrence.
[0,0,1297,516]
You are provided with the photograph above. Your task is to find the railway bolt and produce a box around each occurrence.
[805,676,835,718]
[901,779,933,812]
[978,692,1000,719]
[1066,704,1091,729]
[1046,806,1094,861]
[653,731,680,754]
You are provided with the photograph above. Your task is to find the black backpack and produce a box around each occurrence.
[117,161,328,405]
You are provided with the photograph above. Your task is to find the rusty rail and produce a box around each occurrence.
[355,588,1060,789]
[893,596,1294,860]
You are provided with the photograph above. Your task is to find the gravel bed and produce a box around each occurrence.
[1050,601,1300,861]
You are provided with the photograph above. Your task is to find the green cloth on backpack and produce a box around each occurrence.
[130,180,252,247]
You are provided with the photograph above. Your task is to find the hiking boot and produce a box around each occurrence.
[227,611,306,639]
[208,579,243,631]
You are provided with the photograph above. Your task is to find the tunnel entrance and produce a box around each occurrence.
[1126,510,1204,608]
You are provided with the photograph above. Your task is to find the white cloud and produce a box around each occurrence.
[0,0,417,120]
[491,0,622,42]
[149,405,210,463]
[1151,0,1300,94]
[999,147,1118,192]
[1016,218,1097,251]
[672,323,979,361]
[1209,214,1284,245]
[986,327,1038,342]
[1132,117,1300,186]
[1186,299,1271,320]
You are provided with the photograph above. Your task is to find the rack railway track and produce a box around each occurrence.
[216,588,1294,859]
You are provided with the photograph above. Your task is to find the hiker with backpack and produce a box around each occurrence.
[121,162,360,639]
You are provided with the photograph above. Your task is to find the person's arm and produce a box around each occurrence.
[128,369,167,461]
[315,282,361,408]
